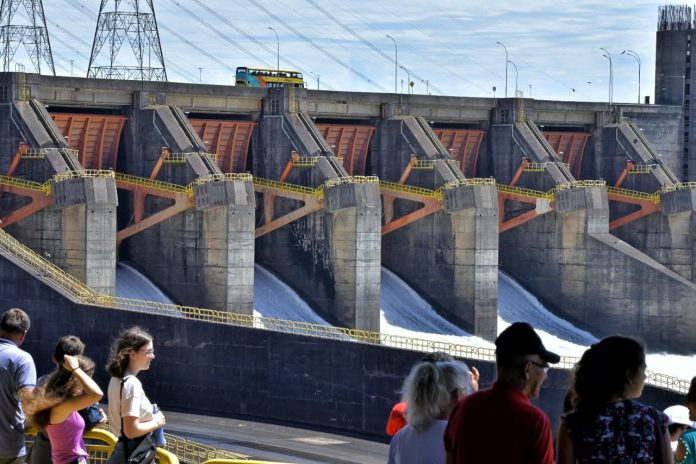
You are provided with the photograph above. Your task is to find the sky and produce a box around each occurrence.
[13,1,678,102]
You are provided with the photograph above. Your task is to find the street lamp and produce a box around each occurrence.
[508,60,518,97]
[268,27,279,71]
[621,49,641,104]
[309,71,320,90]
[385,35,397,94]
[600,47,613,105]
[496,41,508,98]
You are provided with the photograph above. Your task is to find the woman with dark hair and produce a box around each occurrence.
[387,359,473,464]
[556,336,672,463]
[30,355,103,464]
[106,327,165,464]
[675,377,696,463]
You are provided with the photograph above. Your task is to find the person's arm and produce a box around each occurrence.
[469,366,480,392]
[676,437,686,462]
[122,412,165,439]
[660,428,674,464]
[556,418,575,464]
[49,356,103,424]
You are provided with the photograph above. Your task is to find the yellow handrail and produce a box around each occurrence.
[194,173,254,185]
[379,180,442,199]
[412,159,437,169]
[115,173,194,196]
[607,187,661,204]
[0,225,689,394]
[497,184,554,201]
[253,177,324,199]
[293,156,320,167]
[0,175,51,194]
[52,170,115,183]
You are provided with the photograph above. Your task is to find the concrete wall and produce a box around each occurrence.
[371,117,498,340]
[0,253,681,439]
[253,90,381,332]
[500,186,696,352]
[121,105,255,312]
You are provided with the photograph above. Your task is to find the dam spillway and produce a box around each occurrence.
[0,72,695,354]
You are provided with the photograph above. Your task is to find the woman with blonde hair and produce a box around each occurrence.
[31,355,103,464]
[106,327,165,464]
[387,359,473,464]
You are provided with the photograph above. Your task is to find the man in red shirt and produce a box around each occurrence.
[444,322,559,464]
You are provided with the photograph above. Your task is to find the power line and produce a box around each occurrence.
[246,0,386,92]
[303,0,445,95]
[169,0,272,67]
[189,0,334,90]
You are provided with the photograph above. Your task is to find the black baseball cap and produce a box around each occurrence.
[495,322,560,364]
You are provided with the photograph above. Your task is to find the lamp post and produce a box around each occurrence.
[198,67,202,84]
[309,71,320,90]
[621,49,641,104]
[496,41,508,98]
[268,27,279,71]
[385,35,397,94]
[508,60,518,97]
[600,47,613,105]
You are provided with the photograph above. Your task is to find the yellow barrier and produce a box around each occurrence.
[163,433,248,463]
[0,225,689,394]
[497,184,554,201]
[157,447,180,464]
[194,173,253,185]
[379,180,441,200]
[0,175,51,193]
[607,187,661,204]
[253,177,324,199]
[293,156,320,167]
[53,170,115,183]
[114,173,194,197]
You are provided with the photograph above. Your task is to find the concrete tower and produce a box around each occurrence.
[655,4,690,180]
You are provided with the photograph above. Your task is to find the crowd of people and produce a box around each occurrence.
[387,322,696,464]
[0,308,164,464]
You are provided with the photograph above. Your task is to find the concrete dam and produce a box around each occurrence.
[1,71,695,356]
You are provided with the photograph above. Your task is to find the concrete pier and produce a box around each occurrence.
[121,102,255,312]
[254,88,381,332]
[372,116,498,340]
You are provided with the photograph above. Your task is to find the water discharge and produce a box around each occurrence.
[116,262,694,380]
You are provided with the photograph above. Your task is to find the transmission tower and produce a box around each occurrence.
[0,0,55,74]
[87,0,167,81]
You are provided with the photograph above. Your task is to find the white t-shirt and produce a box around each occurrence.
[107,375,153,438]
[388,420,448,464]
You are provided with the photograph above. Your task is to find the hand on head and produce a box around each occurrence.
[469,366,480,391]
[63,354,79,372]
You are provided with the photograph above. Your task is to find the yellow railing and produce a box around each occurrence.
[322,176,379,188]
[164,433,248,463]
[412,159,437,169]
[53,169,115,183]
[379,180,441,199]
[293,156,320,167]
[497,184,554,201]
[21,148,79,159]
[0,175,51,193]
[662,181,696,193]
[162,152,218,164]
[253,177,324,199]
[628,164,656,174]
[115,173,194,197]
[438,178,496,195]
[607,187,661,204]
[0,226,689,394]
[195,173,254,185]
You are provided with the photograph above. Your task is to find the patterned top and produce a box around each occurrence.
[564,399,669,464]
[676,428,696,464]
